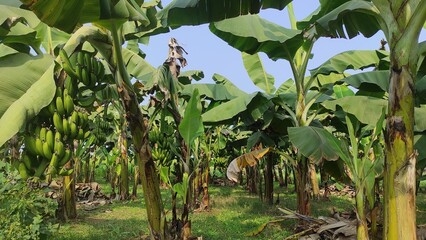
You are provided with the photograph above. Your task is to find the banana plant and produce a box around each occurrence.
[289,108,385,239]
[304,0,426,237]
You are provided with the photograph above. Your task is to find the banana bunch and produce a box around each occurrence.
[19,88,91,180]
[53,108,90,140]
[92,118,110,144]
[149,124,175,165]
[60,49,106,91]
[151,145,172,165]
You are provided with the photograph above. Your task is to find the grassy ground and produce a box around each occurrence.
[54,181,426,240]
[55,182,351,240]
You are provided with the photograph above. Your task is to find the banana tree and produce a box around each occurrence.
[289,107,385,239]
[304,0,426,237]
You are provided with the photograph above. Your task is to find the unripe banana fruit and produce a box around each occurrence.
[42,141,53,159]
[46,129,54,151]
[53,112,63,134]
[18,162,30,180]
[64,92,74,116]
[56,96,65,116]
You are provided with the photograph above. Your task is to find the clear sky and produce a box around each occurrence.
[141,1,425,94]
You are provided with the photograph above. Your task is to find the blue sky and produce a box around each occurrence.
[141,1,424,94]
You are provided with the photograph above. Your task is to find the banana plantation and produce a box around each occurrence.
[2,0,426,239]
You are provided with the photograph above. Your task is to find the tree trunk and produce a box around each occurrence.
[356,188,369,240]
[132,164,139,198]
[119,129,129,200]
[278,165,285,187]
[119,87,165,239]
[383,64,417,240]
[265,155,274,205]
[309,162,320,200]
[60,157,77,221]
[9,135,19,164]
[295,158,310,216]
[372,2,426,238]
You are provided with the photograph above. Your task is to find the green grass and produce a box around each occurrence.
[54,180,426,240]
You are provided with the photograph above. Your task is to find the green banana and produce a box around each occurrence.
[81,68,90,86]
[56,96,65,116]
[69,122,78,139]
[48,153,59,175]
[47,99,56,116]
[35,138,44,156]
[97,61,105,78]
[63,118,70,136]
[64,76,78,98]
[39,127,47,142]
[53,112,63,134]
[77,128,84,140]
[84,131,91,139]
[70,111,79,125]
[25,135,38,156]
[34,159,49,178]
[93,59,99,76]
[46,129,54,151]
[77,112,86,128]
[59,148,72,166]
[42,141,53,159]
[55,131,62,142]
[89,72,97,89]
[77,51,85,67]
[22,154,33,170]
[59,49,78,78]
[85,53,92,73]
[55,87,63,98]
[18,162,30,180]
[64,94,74,116]
[54,139,65,159]
[75,64,83,82]
[34,126,41,138]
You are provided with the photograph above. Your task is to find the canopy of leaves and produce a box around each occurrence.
[209,14,303,61]
[157,0,291,28]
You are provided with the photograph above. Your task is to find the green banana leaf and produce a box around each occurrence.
[333,85,354,99]
[0,4,41,28]
[242,52,276,94]
[276,79,296,95]
[157,0,291,28]
[212,73,248,97]
[288,126,349,164]
[209,15,303,61]
[178,70,204,84]
[179,88,204,147]
[310,50,389,77]
[322,96,387,126]
[34,24,71,53]
[414,134,426,169]
[181,84,242,101]
[202,93,258,123]
[0,45,18,58]
[311,0,380,39]
[343,70,389,92]
[122,48,156,84]
[247,131,274,150]
[0,5,44,53]
[18,0,149,33]
[415,105,426,132]
[0,53,55,147]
